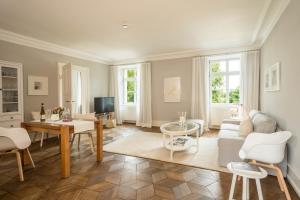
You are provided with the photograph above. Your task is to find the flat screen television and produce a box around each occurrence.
[94,97,115,114]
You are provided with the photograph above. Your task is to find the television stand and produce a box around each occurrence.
[96,112,116,128]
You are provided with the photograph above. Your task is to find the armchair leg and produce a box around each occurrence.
[25,148,35,168]
[15,151,24,181]
[250,161,291,200]
[274,165,291,200]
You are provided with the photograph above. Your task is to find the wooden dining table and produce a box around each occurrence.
[21,119,103,178]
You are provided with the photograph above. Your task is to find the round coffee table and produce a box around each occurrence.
[160,121,200,160]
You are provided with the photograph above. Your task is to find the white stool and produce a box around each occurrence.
[227,162,268,200]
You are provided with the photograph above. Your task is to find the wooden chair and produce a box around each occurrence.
[239,131,292,200]
[71,113,96,152]
[0,127,35,181]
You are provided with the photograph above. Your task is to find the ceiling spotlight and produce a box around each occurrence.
[122,24,129,29]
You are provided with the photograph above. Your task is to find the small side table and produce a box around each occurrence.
[160,122,199,160]
[227,162,268,200]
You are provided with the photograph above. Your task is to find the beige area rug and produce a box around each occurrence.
[104,131,227,172]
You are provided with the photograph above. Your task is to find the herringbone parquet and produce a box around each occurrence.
[0,124,298,200]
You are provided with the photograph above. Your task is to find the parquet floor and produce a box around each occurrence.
[0,125,299,200]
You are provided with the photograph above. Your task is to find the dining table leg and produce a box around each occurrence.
[95,120,103,162]
[60,125,70,178]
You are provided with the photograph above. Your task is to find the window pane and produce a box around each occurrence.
[228,75,240,90]
[127,69,136,78]
[229,59,241,72]
[211,75,226,90]
[127,92,135,103]
[211,61,226,73]
[229,89,240,104]
[127,81,135,92]
[212,90,227,103]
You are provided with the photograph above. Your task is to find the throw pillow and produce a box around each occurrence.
[252,113,277,133]
[239,117,253,137]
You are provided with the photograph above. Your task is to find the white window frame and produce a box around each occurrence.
[209,54,241,105]
[121,66,137,105]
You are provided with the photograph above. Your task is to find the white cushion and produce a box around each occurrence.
[218,129,241,139]
[220,123,240,131]
[239,117,253,137]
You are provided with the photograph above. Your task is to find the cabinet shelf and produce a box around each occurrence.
[3,102,18,104]
[2,89,18,91]
[2,76,17,79]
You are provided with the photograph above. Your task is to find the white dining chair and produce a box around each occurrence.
[239,131,292,200]
[31,111,49,147]
[0,127,35,181]
[71,113,97,152]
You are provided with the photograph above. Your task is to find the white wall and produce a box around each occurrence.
[0,40,109,121]
[260,0,300,195]
[120,105,136,122]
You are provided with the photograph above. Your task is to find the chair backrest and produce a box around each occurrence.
[0,127,31,150]
[239,131,292,164]
[31,111,40,120]
[73,113,96,121]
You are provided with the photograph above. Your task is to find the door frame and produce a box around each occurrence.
[57,62,90,113]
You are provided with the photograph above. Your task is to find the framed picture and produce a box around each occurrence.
[264,62,280,92]
[164,77,181,102]
[28,75,48,95]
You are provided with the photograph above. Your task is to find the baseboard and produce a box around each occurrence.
[152,120,170,127]
[287,164,300,197]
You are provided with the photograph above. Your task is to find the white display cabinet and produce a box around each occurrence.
[0,60,23,128]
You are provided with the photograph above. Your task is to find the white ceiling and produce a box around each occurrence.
[0,0,289,64]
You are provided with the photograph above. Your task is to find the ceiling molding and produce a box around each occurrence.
[251,0,272,43]
[112,44,260,65]
[255,0,290,47]
[0,28,112,64]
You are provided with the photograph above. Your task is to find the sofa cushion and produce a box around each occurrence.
[239,117,253,137]
[252,113,277,133]
[218,129,241,139]
[249,109,259,119]
[220,123,240,131]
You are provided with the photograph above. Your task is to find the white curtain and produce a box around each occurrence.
[191,57,210,129]
[241,50,260,116]
[136,63,152,128]
[109,66,122,124]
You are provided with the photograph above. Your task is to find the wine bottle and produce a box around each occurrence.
[40,103,46,122]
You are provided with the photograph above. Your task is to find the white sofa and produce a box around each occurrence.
[217,110,288,176]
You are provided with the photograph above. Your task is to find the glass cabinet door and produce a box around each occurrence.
[1,66,19,113]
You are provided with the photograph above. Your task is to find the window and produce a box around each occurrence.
[210,57,241,104]
[123,68,137,105]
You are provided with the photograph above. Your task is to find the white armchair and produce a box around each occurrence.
[0,127,35,181]
[239,131,292,200]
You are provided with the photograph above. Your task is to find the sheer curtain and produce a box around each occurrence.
[109,66,122,124]
[241,50,260,116]
[191,57,210,129]
[136,62,152,128]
